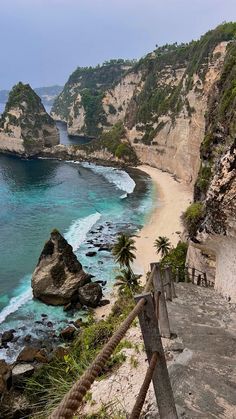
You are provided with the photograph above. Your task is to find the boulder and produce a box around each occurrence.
[12,364,35,387]
[78,283,102,308]
[2,329,15,343]
[0,360,11,395]
[17,346,49,363]
[86,251,97,257]
[59,326,76,341]
[32,229,91,305]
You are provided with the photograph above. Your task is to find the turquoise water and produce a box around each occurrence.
[0,153,154,361]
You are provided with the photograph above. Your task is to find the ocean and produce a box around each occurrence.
[0,103,155,361]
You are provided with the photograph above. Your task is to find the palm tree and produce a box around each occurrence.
[115,268,140,292]
[112,233,136,268]
[154,236,171,258]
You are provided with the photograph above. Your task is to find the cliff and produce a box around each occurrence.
[184,39,236,302]
[52,24,236,184]
[0,82,59,156]
[51,59,136,137]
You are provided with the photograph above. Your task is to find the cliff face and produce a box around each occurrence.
[53,24,236,185]
[51,60,135,137]
[0,82,59,156]
[186,39,236,302]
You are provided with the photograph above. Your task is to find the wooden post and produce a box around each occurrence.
[135,293,178,419]
[164,268,172,301]
[167,266,177,298]
[184,267,189,283]
[203,272,207,287]
[191,267,195,284]
[151,263,171,339]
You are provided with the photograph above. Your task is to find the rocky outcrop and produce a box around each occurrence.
[78,283,103,308]
[0,82,59,156]
[32,229,102,306]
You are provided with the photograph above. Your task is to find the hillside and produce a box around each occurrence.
[0,82,59,156]
[51,59,136,136]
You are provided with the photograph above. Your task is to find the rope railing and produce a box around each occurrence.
[50,263,181,419]
[129,352,158,419]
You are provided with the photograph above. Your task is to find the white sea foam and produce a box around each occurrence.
[81,162,136,194]
[0,287,33,324]
[65,212,101,251]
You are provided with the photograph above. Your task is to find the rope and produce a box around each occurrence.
[129,352,158,419]
[50,297,146,419]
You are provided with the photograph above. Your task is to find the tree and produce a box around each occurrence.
[154,236,171,258]
[112,233,136,268]
[115,268,140,292]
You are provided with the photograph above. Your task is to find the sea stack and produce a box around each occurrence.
[0,82,59,156]
[32,229,102,307]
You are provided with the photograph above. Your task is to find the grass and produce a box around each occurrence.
[25,287,136,418]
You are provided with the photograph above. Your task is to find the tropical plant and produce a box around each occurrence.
[112,233,136,268]
[154,236,171,257]
[115,268,140,292]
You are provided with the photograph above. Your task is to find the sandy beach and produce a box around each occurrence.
[134,165,192,277]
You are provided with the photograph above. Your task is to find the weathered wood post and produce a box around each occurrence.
[167,266,177,298]
[164,267,172,301]
[197,274,201,286]
[184,267,189,283]
[151,263,171,339]
[191,267,195,284]
[203,272,207,287]
[134,293,178,419]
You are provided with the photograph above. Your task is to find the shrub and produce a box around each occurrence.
[182,202,205,238]
[161,241,188,282]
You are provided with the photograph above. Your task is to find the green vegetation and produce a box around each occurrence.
[182,202,205,238]
[52,60,134,136]
[131,22,236,134]
[160,241,188,282]
[77,122,138,164]
[154,236,171,257]
[195,36,236,201]
[115,268,140,293]
[25,288,136,418]
[112,233,136,269]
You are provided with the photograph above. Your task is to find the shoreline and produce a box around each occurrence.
[133,165,192,279]
[96,165,192,318]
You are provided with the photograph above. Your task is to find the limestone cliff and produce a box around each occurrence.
[53,24,236,185]
[51,60,135,137]
[186,40,236,302]
[0,82,59,156]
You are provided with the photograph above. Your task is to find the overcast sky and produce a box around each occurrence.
[1,0,236,89]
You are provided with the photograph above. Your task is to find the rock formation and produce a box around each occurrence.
[52,24,235,184]
[0,82,59,156]
[32,229,102,306]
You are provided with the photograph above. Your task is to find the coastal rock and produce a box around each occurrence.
[17,346,49,363]
[0,360,12,395]
[59,326,76,341]
[32,229,91,305]
[78,283,103,308]
[2,329,15,343]
[12,364,35,387]
[86,251,97,257]
[0,82,59,157]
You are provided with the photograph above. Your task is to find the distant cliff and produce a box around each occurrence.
[52,24,236,184]
[0,82,59,156]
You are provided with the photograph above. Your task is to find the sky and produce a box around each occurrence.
[1,0,236,90]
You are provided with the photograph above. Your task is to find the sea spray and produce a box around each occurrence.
[64,212,101,251]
